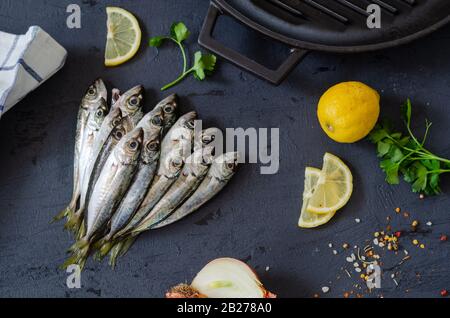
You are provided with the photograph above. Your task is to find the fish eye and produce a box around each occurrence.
[129,141,138,150]
[164,105,174,114]
[112,118,121,126]
[87,86,96,96]
[151,116,163,126]
[147,141,159,151]
[128,96,140,107]
[114,129,124,139]
[96,109,104,117]
[172,158,183,168]
[227,163,235,170]
[202,135,214,144]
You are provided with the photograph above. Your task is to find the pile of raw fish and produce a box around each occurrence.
[54,79,238,269]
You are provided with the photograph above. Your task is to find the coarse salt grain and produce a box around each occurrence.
[355,268,362,273]
[426,221,432,226]
[333,250,338,255]
[321,286,330,293]
[328,243,333,248]
[355,218,361,223]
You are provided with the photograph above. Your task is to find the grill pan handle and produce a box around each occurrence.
[198,3,308,85]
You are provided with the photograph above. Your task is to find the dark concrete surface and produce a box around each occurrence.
[0,0,449,298]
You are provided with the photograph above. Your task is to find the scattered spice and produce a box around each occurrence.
[426,221,432,226]
[343,292,350,298]
[355,218,361,223]
[419,244,425,249]
[441,289,448,297]
[419,194,424,199]
[412,239,419,245]
[343,243,349,249]
[411,220,419,228]
[395,207,401,213]
[440,234,447,242]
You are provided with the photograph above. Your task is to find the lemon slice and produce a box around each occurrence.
[298,167,336,228]
[307,153,353,214]
[105,7,142,67]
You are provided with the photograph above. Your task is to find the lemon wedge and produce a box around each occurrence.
[105,7,142,67]
[307,153,353,215]
[298,167,336,228]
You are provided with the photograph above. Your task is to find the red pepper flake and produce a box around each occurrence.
[440,235,448,242]
[394,231,402,238]
[440,289,448,297]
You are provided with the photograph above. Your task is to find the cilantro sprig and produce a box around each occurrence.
[369,99,450,195]
[149,22,217,91]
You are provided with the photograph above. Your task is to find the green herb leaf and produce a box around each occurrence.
[149,36,165,47]
[170,22,190,43]
[192,51,217,81]
[370,99,450,195]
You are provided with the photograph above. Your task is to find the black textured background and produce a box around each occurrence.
[0,0,449,298]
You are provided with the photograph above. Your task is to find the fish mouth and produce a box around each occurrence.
[94,78,107,101]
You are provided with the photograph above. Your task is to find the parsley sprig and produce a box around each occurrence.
[369,99,450,195]
[150,22,217,91]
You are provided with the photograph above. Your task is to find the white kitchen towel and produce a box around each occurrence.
[0,26,67,116]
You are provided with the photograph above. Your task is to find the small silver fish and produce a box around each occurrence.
[152,152,238,229]
[133,145,215,233]
[53,79,107,222]
[102,108,164,241]
[62,128,144,269]
[67,107,123,232]
[114,112,197,237]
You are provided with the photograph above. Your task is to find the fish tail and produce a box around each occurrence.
[108,241,124,269]
[51,206,71,223]
[76,220,86,240]
[61,239,90,270]
[52,196,78,223]
[64,209,83,234]
[118,236,137,257]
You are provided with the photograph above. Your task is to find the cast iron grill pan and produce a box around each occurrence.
[199,0,450,84]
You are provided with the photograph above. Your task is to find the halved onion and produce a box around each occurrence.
[166,258,276,298]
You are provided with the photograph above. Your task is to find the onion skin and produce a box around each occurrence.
[166,258,277,298]
[166,284,207,298]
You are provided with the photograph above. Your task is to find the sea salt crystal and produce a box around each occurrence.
[426,221,432,226]
[333,250,338,255]
[355,218,361,223]
[321,286,330,293]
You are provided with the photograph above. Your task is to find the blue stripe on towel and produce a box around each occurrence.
[18,58,43,82]
[0,35,19,69]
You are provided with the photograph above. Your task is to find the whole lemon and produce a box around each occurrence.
[317,81,380,143]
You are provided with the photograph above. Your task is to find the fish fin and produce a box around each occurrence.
[51,206,71,223]
[76,220,86,240]
[64,209,83,234]
[118,236,137,257]
[109,241,124,269]
[61,240,90,270]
